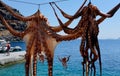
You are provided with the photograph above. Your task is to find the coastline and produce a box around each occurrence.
[0,51,26,67]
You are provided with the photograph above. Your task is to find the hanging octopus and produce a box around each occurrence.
[50,1,120,76]
[0,1,87,76]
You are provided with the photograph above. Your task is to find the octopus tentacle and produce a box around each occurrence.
[37,33,42,56]
[87,29,98,76]
[80,27,89,76]
[0,0,34,21]
[49,3,74,33]
[89,51,96,76]
[44,24,84,41]
[80,37,86,57]
[80,22,88,58]
[41,34,53,76]
[49,19,74,32]
[47,56,53,76]
[38,20,84,41]
[48,3,74,32]
[97,3,120,24]
[0,14,23,37]
[33,38,38,76]
[25,51,30,76]
[85,35,98,76]
[33,52,37,76]
[25,34,36,76]
[90,62,96,76]
[51,0,87,19]
[94,37,102,76]
[86,26,99,76]
[80,38,86,76]
[50,3,89,34]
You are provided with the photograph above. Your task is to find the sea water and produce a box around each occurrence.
[0,39,120,76]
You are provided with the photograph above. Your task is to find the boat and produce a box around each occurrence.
[0,40,22,53]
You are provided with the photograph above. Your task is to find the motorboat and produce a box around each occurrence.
[0,40,22,53]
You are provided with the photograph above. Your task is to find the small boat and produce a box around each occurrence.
[0,40,22,53]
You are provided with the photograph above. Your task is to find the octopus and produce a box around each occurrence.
[0,0,119,76]
[50,1,120,76]
[0,1,86,76]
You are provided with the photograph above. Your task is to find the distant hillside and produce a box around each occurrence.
[0,4,26,41]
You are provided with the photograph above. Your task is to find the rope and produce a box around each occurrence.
[89,0,92,4]
[88,0,92,5]
[38,4,40,10]
[40,0,68,5]
[8,0,38,5]
[7,0,68,6]
[89,0,91,2]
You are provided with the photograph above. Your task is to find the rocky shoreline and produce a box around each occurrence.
[0,3,26,41]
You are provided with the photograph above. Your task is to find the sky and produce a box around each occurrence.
[2,0,120,39]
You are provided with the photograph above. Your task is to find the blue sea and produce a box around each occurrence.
[0,39,120,76]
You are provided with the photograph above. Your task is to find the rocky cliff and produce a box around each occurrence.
[0,4,26,41]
